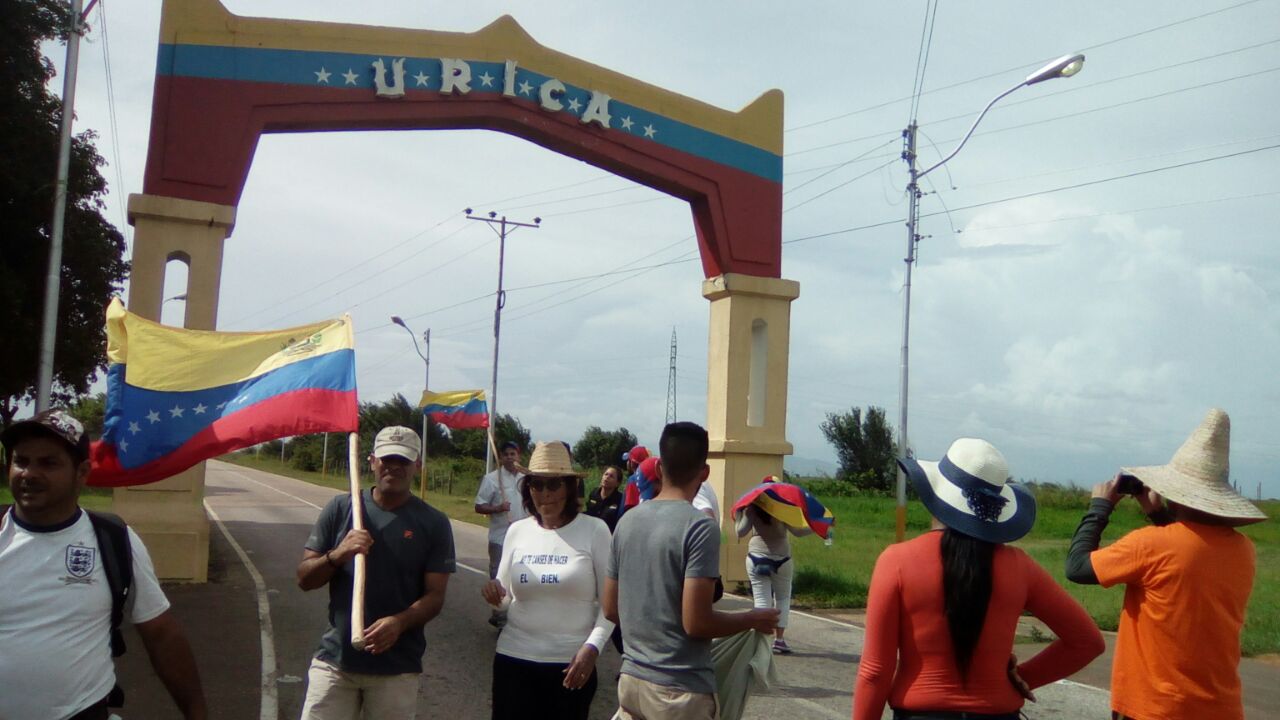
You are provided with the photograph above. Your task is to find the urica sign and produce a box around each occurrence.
[371,56,613,128]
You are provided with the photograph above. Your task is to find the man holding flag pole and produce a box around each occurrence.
[297,425,456,719]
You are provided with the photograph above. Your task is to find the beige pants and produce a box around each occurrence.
[613,673,717,720]
[299,657,420,719]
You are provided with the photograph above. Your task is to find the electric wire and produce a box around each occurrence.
[96,1,129,248]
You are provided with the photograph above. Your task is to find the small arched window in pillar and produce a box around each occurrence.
[161,252,191,327]
[748,318,768,427]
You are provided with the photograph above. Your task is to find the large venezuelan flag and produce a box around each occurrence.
[90,298,358,487]
[732,479,835,539]
[419,390,488,430]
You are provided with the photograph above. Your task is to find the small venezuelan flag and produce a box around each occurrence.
[89,298,358,486]
[419,390,488,430]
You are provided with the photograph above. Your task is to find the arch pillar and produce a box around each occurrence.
[112,193,236,582]
[701,273,800,584]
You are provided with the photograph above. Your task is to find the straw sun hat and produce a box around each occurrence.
[518,441,585,478]
[1121,408,1265,525]
[898,438,1036,544]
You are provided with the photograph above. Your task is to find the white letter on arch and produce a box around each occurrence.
[539,78,566,112]
[581,91,612,129]
[439,58,472,95]
[372,57,407,98]
[503,59,518,98]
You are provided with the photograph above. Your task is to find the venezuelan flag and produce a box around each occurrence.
[89,298,358,487]
[419,390,488,430]
[732,479,835,539]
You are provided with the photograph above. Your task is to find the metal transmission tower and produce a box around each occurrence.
[665,328,677,424]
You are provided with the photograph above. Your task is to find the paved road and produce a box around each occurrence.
[116,460,1121,719]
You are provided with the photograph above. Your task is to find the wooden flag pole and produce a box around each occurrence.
[347,432,368,651]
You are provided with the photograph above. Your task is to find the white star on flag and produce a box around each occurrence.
[518,80,534,96]
[314,67,331,84]
[620,116,634,130]
[413,71,430,87]
[478,71,495,87]
[128,422,141,435]
[642,124,657,138]
[170,405,185,419]
[342,68,359,85]
[193,403,208,415]
[567,97,582,113]
[120,441,128,453]
[146,410,161,424]
[216,401,227,410]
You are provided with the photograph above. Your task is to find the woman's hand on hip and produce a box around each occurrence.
[562,644,599,689]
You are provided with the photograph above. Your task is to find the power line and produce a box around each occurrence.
[786,0,1265,134]
[909,0,941,122]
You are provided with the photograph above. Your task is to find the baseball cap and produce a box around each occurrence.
[622,445,650,465]
[1,409,91,464]
[638,456,662,481]
[372,426,421,462]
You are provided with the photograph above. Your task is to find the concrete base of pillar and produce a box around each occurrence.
[112,463,210,582]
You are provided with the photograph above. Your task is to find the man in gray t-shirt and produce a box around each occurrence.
[605,422,778,720]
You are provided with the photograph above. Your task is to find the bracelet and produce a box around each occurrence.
[325,550,340,568]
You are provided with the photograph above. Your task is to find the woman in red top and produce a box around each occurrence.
[853,438,1104,720]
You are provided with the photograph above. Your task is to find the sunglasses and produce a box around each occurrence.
[527,477,567,492]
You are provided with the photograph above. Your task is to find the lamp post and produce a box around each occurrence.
[894,53,1085,542]
[392,316,431,496]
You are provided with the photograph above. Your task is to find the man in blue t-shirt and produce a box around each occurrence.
[604,422,777,719]
[296,426,456,719]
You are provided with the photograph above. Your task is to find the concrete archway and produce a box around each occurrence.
[124,0,799,582]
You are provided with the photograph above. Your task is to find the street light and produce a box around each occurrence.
[391,316,431,490]
[893,52,1085,542]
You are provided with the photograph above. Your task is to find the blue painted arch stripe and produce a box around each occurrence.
[156,43,782,183]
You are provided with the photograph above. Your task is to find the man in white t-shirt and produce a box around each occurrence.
[474,441,526,627]
[0,410,207,720]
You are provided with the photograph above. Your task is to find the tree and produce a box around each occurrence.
[820,406,897,493]
[356,393,451,457]
[0,1,129,426]
[66,392,106,438]
[573,426,638,469]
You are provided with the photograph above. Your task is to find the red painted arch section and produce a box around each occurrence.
[144,77,783,278]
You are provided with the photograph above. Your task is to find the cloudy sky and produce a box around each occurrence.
[56,0,1280,496]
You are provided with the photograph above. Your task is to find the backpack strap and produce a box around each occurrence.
[86,510,133,658]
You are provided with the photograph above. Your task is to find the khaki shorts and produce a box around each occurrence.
[300,657,420,719]
[613,673,717,720]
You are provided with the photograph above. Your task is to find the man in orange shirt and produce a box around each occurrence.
[1066,409,1266,720]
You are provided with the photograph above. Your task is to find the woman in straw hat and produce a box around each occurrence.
[1065,408,1266,720]
[854,438,1104,720]
[480,441,614,720]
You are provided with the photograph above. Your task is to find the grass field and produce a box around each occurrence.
[162,455,1280,656]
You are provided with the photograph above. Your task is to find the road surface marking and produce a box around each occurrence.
[217,466,324,510]
[205,500,279,720]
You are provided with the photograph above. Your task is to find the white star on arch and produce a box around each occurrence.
[567,97,582,113]
[146,410,161,424]
[314,67,331,84]
[128,421,141,435]
[478,71,495,87]
[169,405,185,419]
[620,116,634,131]
[413,71,430,87]
[342,68,359,85]
[518,80,534,96]
[642,124,657,138]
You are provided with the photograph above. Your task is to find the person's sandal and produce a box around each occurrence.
[772,639,792,655]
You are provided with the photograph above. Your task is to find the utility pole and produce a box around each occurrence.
[391,316,430,494]
[665,328,678,425]
[894,121,920,543]
[465,209,541,472]
[36,0,88,412]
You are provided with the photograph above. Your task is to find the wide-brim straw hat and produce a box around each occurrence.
[518,441,585,478]
[1121,408,1265,525]
[898,438,1036,544]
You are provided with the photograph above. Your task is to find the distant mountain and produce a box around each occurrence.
[784,455,838,478]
